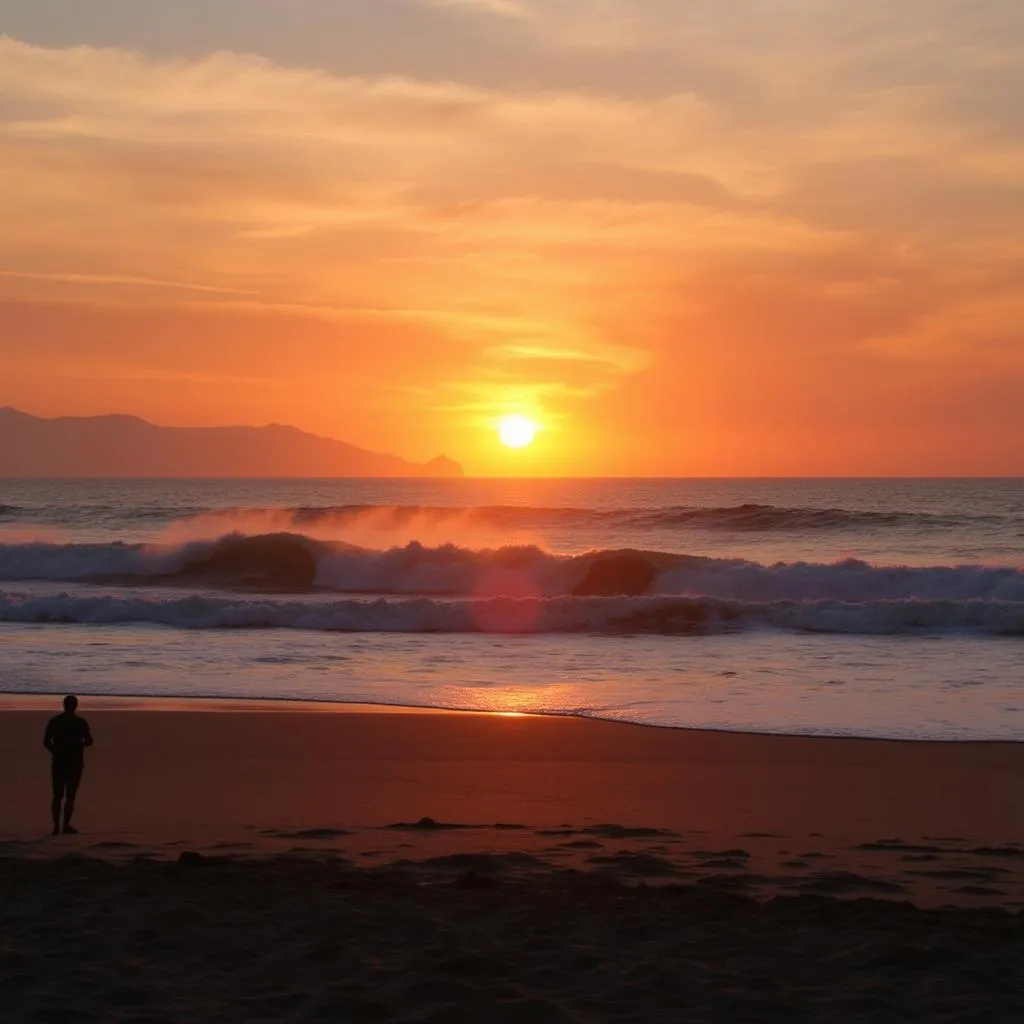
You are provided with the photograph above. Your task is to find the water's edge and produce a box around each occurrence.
[5,688,1023,745]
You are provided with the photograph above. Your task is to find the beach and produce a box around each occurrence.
[5,0,1024,1015]
[4,697,1024,1021]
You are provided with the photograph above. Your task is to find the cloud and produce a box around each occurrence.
[423,0,528,18]
[0,34,817,376]
[0,269,256,296]
[487,342,649,375]
[1,9,1023,470]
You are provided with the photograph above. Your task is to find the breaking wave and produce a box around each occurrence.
[0,531,1023,604]
[1,591,1022,637]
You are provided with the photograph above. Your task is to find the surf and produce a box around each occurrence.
[1,531,1023,605]
[2,590,1023,637]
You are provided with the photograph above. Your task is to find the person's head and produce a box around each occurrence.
[63,694,78,713]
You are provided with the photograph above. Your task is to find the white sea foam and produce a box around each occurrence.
[1,534,1023,602]
[3,481,1023,741]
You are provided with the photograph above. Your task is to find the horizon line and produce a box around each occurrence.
[3,474,1023,482]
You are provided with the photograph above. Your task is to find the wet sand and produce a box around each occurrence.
[3,697,1024,1021]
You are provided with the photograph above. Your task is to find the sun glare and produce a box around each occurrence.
[497,415,538,449]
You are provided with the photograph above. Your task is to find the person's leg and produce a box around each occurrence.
[50,761,65,835]
[62,764,83,834]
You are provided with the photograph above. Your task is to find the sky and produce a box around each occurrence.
[1,0,1022,476]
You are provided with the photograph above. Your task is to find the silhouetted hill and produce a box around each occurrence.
[0,409,463,478]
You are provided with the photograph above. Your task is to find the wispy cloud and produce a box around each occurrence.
[422,0,529,19]
[1,2,1022,470]
[0,269,256,296]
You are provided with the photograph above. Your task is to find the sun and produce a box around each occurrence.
[497,414,538,449]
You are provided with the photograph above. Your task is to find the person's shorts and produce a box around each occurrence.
[51,759,84,799]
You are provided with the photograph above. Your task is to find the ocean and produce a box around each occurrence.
[1,478,1022,740]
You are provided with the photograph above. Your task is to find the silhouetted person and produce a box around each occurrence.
[44,695,93,835]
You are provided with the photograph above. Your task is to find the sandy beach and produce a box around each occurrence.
[4,697,1024,1021]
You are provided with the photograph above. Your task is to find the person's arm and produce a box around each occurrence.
[43,720,55,753]
[82,721,94,748]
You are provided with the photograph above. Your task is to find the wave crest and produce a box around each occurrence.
[0,531,1023,604]
[184,502,971,534]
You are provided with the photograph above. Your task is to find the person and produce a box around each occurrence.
[43,695,93,835]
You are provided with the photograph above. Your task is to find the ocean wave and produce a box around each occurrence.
[1,591,1022,636]
[631,504,966,530]
[1,532,1023,602]
[0,500,989,534]
[187,502,972,532]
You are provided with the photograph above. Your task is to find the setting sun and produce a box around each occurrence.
[497,415,539,449]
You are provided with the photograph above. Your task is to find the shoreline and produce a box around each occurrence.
[0,692,462,716]
[3,690,1023,746]
[4,696,1024,906]
[6,688,1024,1019]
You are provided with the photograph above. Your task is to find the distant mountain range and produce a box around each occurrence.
[0,409,463,478]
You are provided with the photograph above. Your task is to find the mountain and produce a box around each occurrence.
[0,409,463,478]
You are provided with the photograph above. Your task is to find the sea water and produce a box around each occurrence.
[1,478,1021,740]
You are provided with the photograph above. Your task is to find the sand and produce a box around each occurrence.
[3,696,1024,1022]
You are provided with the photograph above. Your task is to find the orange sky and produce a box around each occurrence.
[1,1,1022,475]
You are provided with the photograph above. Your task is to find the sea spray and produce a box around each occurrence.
[1,532,1023,602]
